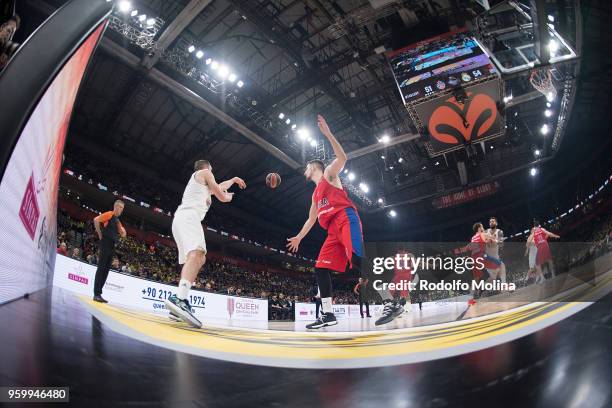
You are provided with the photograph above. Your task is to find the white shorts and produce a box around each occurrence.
[528,246,538,269]
[172,209,206,265]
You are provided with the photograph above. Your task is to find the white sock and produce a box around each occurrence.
[321,297,332,314]
[177,278,192,300]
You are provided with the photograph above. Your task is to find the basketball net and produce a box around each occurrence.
[530,67,557,101]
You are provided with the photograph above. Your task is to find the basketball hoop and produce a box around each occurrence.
[530,67,557,101]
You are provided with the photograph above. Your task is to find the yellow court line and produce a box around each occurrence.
[81,273,612,361]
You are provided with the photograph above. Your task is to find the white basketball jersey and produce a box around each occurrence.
[485,228,503,258]
[176,171,211,221]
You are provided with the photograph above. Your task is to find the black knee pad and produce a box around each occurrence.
[315,268,333,298]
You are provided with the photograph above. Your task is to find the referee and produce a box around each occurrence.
[92,200,126,303]
[353,277,371,318]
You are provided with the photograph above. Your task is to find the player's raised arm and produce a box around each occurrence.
[218,177,247,191]
[543,228,560,239]
[197,169,233,203]
[317,115,347,179]
[287,199,317,253]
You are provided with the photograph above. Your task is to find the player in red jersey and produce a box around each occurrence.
[532,220,560,278]
[287,115,401,328]
[374,249,419,325]
[469,222,503,298]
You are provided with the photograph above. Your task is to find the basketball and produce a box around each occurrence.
[266,173,281,189]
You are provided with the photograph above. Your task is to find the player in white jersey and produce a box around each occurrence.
[485,217,507,284]
[165,159,245,328]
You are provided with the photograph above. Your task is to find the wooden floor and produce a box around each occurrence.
[0,259,610,406]
[1,283,611,407]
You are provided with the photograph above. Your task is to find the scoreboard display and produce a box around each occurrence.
[388,31,497,104]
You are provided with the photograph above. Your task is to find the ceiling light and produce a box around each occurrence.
[535,149,541,156]
[548,15,555,22]
[359,183,369,193]
[118,1,132,13]
[377,198,383,204]
[381,155,385,159]
[530,168,537,176]
[138,14,146,22]
[291,124,297,130]
[195,50,204,59]
[278,113,285,120]
[228,73,237,82]
[380,135,390,144]
[398,157,403,163]
[348,172,355,181]
[548,40,559,54]
[546,92,555,102]
[218,65,229,79]
[546,102,552,108]
[146,18,156,27]
[237,80,244,88]
[389,210,397,217]
[130,10,138,17]
[310,139,317,147]
[544,109,553,117]
[285,118,291,125]
[211,61,219,70]
[297,128,309,140]
[541,124,549,135]
[187,45,195,53]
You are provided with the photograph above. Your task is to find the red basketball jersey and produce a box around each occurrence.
[470,232,486,256]
[313,177,357,230]
[533,227,548,246]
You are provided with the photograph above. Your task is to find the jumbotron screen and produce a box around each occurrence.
[389,31,497,104]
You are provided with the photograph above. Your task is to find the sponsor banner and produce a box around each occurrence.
[0,25,105,304]
[53,255,267,321]
[433,181,500,209]
[295,303,391,321]
[294,300,470,321]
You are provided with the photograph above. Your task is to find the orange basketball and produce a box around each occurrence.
[266,173,281,189]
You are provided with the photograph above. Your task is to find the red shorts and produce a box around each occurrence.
[392,269,413,297]
[536,243,552,266]
[315,208,364,273]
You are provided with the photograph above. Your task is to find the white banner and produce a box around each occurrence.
[294,296,470,321]
[294,303,385,321]
[53,255,268,321]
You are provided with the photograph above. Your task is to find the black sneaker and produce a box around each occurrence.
[306,312,337,329]
[375,300,404,326]
[93,295,108,303]
[164,294,202,328]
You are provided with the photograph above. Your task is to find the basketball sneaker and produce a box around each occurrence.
[375,299,404,326]
[165,294,202,328]
[168,310,181,322]
[306,312,337,329]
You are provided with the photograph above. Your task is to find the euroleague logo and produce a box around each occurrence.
[428,92,498,145]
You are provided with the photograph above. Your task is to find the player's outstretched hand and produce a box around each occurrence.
[286,236,301,253]
[233,177,246,189]
[317,114,331,137]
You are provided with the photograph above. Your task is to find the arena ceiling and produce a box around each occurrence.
[23,0,612,241]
